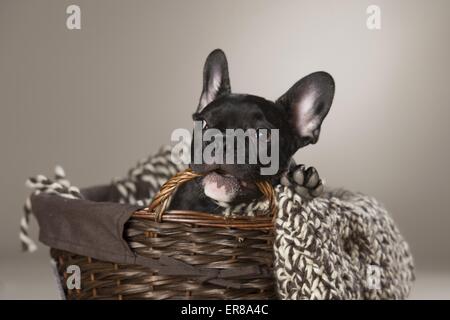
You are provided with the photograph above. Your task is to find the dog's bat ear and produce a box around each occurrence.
[276,71,335,145]
[197,49,231,112]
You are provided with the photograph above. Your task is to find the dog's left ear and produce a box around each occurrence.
[197,49,231,112]
[276,71,335,145]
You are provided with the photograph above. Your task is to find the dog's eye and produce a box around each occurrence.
[202,120,208,130]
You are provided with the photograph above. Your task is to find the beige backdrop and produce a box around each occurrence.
[1,0,449,298]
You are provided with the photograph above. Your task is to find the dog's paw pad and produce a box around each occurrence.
[310,179,324,197]
[282,164,324,199]
[292,164,305,185]
[280,175,291,187]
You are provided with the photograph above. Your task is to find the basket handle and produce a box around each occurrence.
[147,168,277,222]
[147,168,202,222]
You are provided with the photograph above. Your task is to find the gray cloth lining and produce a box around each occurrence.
[32,185,140,265]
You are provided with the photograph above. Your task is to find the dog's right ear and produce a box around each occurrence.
[196,49,231,113]
[276,72,335,146]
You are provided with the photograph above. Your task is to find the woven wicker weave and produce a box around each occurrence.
[51,169,277,300]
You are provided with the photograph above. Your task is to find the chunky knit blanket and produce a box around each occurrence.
[21,145,414,299]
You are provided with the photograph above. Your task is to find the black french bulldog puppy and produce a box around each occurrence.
[169,49,335,213]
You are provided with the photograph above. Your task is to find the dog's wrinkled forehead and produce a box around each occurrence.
[194,94,283,130]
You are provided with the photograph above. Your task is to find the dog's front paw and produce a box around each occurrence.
[280,164,324,199]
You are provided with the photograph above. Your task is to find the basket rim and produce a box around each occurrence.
[132,208,274,230]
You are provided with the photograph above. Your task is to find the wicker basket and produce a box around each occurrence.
[50,169,278,300]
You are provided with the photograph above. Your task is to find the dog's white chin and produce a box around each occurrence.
[204,183,235,202]
[203,172,240,203]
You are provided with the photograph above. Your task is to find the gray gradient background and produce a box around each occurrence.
[1,0,449,299]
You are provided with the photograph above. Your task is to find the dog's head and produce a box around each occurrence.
[190,49,335,204]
